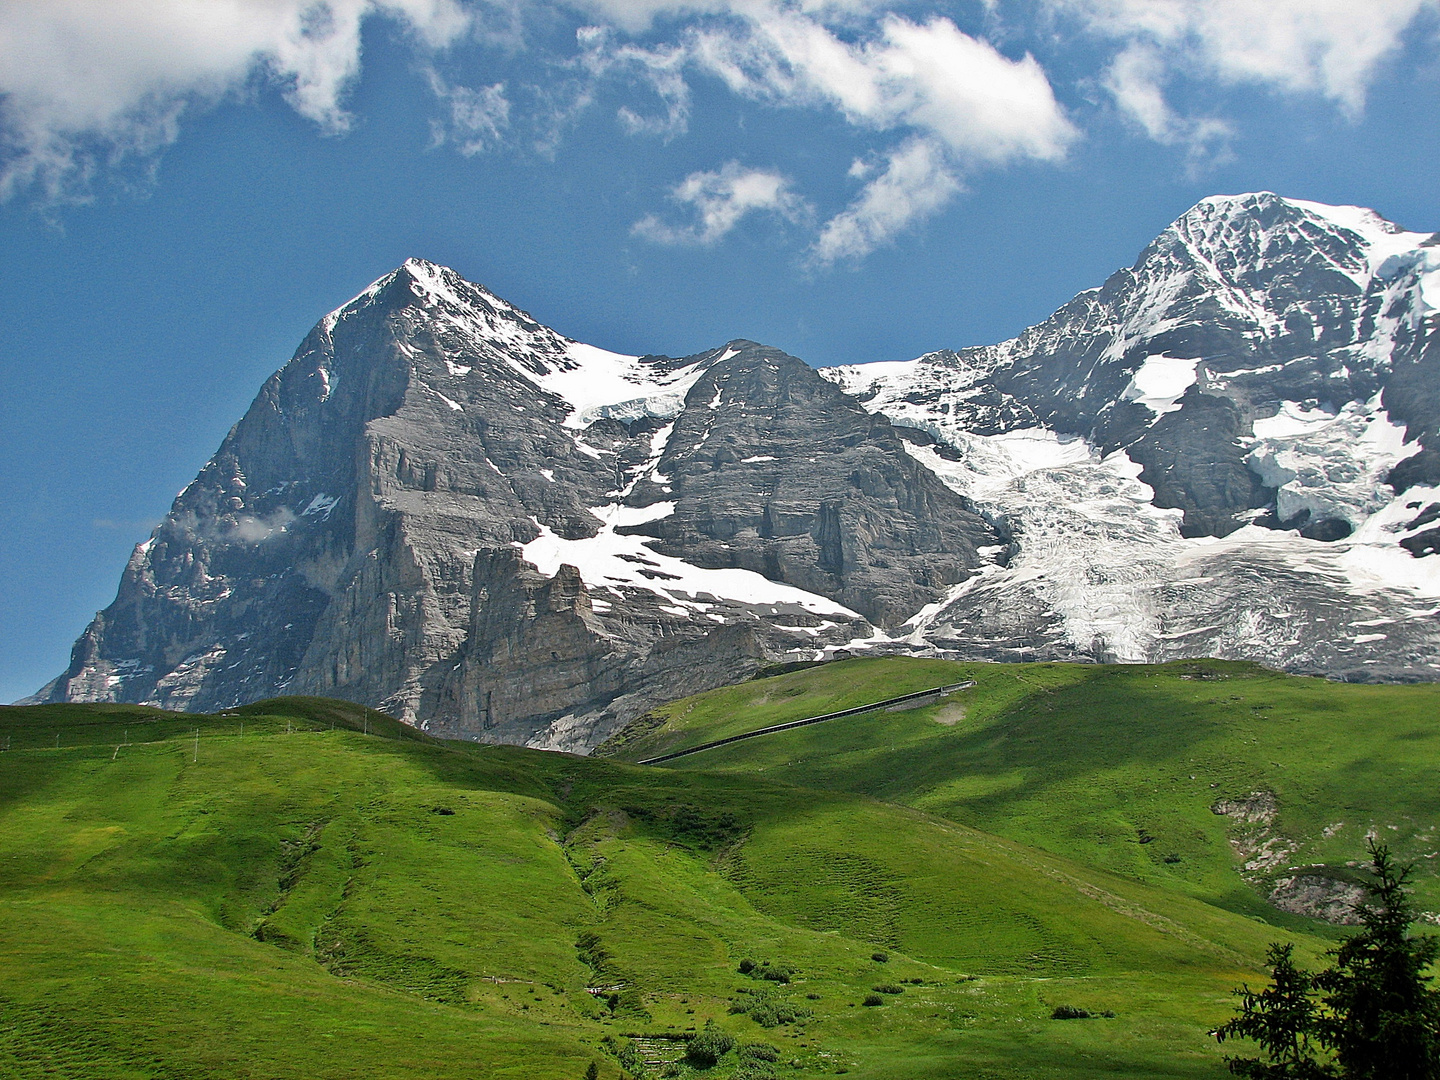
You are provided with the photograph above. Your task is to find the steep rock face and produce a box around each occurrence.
[437,551,628,743]
[44,261,996,745]
[826,193,1440,678]
[835,194,1436,538]
[44,275,411,711]
[629,343,992,629]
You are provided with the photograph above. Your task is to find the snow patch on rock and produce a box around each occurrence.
[520,512,862,620]
[1121,355,1200,415]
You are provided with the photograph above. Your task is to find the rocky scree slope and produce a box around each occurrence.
[825,192,1440,679]
[36,260,994,749]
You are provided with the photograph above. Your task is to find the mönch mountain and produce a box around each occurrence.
[33,193,1440,748]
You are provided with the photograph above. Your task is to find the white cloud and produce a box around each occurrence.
[1099,41,1171,141]
[1060,0,1437,121]
[1102,41,1230,161]
[810,135,959,264]
[680,8,1076,166]
[0,0,470,202]
[602,4,1073,263]
[633,161,809,244]
[871,15,1075,164]
[428,71,510,154]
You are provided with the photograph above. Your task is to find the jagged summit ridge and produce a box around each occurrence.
[322,257,710,430]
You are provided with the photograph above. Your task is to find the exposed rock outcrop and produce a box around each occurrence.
[827,194,1440,678]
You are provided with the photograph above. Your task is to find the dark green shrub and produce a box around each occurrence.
[863,994,884,1007]
[624,803,745,851]
[740,958,794,984]
[748,1000,809,1027]
[616,1039,645,1074]
[685,1024,736,1067]
[739,1043,779,1063]
[735,1044,779,1080]
[1051,1005,1091,1020]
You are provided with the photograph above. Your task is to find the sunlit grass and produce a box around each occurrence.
[0,680,1376,1077]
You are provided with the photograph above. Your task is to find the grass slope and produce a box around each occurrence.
[606,657,1440,923]
[0,694,1325,1078]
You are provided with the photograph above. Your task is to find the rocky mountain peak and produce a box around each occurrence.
[40,276,1001,741]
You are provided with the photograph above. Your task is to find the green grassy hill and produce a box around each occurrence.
[604,657,1440,924]
[0,690,1340,1079]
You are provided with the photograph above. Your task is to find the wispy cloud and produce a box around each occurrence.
[1101,41,1231,165]
[427,70,510,154]
[577,25,693,138]
[633,161,810,244]
[810,136,959,264]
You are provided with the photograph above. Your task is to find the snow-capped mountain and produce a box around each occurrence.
[824,193,1440,679]
[36,259,994,747]
[35,193,1440,744]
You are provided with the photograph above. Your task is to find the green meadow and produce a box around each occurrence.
[3,661,1434,1079]
[607,657,1440,920]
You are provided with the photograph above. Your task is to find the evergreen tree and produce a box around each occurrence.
[1215,843,1440,1080]
[1214,942,1331,1078]
[1314,844,1440,1080]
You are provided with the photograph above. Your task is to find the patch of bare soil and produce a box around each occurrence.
[931,703,967,726]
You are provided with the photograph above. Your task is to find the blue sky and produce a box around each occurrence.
[1,0,1438,702]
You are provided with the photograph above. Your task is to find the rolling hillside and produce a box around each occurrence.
[605,657,1440,925]
[0,692,1336,1079]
